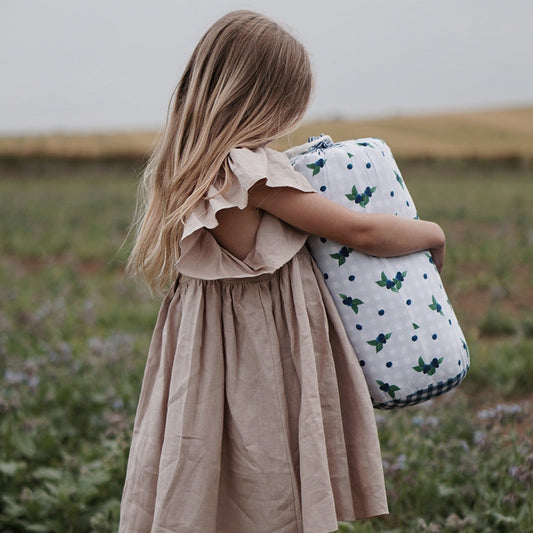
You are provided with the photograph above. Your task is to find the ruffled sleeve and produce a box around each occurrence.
[175,146,315,280]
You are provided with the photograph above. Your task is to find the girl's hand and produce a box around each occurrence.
[430,241,446,273]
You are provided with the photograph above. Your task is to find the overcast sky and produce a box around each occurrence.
[1,0,532,135]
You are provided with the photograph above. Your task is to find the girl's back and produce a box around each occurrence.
[209,204,259,260]
[119,145,389,533]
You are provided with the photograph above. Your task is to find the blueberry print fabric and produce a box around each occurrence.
[287,136,469,409]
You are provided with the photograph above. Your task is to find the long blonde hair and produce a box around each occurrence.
[127,10,313,291]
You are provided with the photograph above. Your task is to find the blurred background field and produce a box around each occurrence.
[2,106,533,162]
[1,109,533,532]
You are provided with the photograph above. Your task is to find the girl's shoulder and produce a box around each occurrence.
[175,147,315,280]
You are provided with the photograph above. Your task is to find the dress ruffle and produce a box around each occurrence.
[176,147,316,279]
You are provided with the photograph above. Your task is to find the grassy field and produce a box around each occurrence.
[1,155,532,532]
[1,106,533,161]
[275,106,533,160]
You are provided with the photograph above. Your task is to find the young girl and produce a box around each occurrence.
[119,10,445,533]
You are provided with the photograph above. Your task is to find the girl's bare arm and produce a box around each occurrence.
[249,183,446,271]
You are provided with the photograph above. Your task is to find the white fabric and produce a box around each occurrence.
[288,136,469,408]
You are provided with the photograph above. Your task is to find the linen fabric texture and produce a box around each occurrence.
[287,136,470,409]
[118,146,388,533]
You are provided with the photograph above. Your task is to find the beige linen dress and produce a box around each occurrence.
[119,147,388,533]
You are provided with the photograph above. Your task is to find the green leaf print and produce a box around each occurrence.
[339,294,363,314]
[345,185,376,209]
[346,185,358,202]
[329,246,353,266]
[395,171,405,189]
[376,271,406,292]
[306,158,327,176]
[413,356,444,376]
[376,380,400,399]
[429,295,444,316]
[367,332,392,353]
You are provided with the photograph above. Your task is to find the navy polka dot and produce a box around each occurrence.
[366,162,371,169]
[449,319,452,325]
[406,299,412,305]
[347,163,353,169]
[458,360,462,366]
[320,185,327,192]
[378,309,385,316]
[412,335,418,341]
[432,333,438,340]
[390,191,395,197]
[406,201,410,207]
[323,273,328,280]
[348,275,355,281]
[320,237,327,243]
[386,361,393,368]
[423,273,428,279]
[356,324,363,331]
[359,360,365,367]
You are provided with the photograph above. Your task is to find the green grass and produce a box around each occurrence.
[1,160,532,532]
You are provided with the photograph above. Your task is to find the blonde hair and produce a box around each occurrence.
[127,10,313,291]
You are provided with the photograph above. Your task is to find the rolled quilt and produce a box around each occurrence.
[287,136,469,409]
